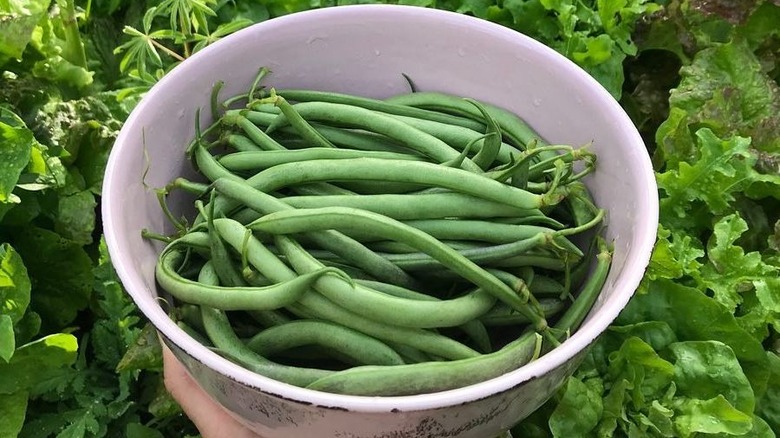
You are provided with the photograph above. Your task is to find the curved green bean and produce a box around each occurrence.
[245,320,405,366]
[249,208,548,331]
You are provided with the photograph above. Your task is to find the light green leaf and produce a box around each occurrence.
[0,114,33,203]
[617,279,768,386]
[0,314,13,362]
[0,333,77,394]
[674,395,753,437]
[668,341,754,414]
[700,213,779,311]
[0,391,28,437]
[645,224,704,282]
[549,376,603,437]
[657,129,755,220]
[0,243,30,325]
[0,0,51,61]
[757,352,780,432]
[608,337,675,404]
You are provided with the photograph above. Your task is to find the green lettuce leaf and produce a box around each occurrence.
[0,0,51,63]
[668,341,754,415]
[663,39,780,155]
[549,376,603,436]
[757,352,780,432]
[699,214,780,315]
[0,108,33,205]
[673,395,753,437]
[617,279,766,364]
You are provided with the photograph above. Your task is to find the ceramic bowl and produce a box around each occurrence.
[103,5,658,437]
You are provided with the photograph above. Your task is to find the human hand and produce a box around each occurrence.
[162,345,262,438]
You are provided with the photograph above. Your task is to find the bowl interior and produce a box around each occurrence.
[103,5,657,412]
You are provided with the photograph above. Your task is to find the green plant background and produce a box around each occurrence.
[0,0,778,437]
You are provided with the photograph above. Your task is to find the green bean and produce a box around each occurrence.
[209,219,479,360]
[398,219,566,245]
[196,261,333,386]
[245,320,405,366]
[357,276,492,352]
[286,289,481,360]
[272,89,486,132]
[281,192,541,221]
[480,299,566,326]
[554,238,612,333]
[177,321,212,347]
[248,310,292,328]
[254,159,555,208]
[268,94,336,149]
[206,158,562,222]
[201,306,332,387]
[218,148,421,172]
[193,144,242,183]
[384,113,522,164]
[386,92,548,150]
[155,247,339,311]
[305,330,542,396]
[201,195,245,288]
[265,102,482,172]
[222,112,285,151]
[386,343,434,364]
[377,233,581,271]
[242,110,423,155]
[466,98,502,170]
[214,178,421,289]
[165,178,210,196]
[223,134,264,152]
[250,208,548,330]
[275,235,497,329]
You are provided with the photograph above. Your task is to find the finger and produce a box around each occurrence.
[162,344,261,438]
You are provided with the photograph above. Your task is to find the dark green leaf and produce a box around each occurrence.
[12,227,93,330]
[0,390,28,437]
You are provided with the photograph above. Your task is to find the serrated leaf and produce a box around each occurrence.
[699,214,779,311]
[0,333,77,394]
[657,128,755,219]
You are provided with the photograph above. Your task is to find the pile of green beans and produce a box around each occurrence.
[148,69,613,396]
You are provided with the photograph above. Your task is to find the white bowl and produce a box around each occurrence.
[103,5,658,437]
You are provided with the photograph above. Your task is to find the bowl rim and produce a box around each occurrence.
[103,3,659,413]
